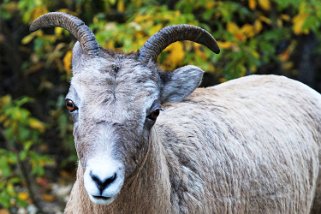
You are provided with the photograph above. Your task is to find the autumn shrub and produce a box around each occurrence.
[0,0,321,210]
[0,96,52,209]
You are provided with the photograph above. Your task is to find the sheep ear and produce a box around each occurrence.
[160,65,204,103]
[72,41,83,72]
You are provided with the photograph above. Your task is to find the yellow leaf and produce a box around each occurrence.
[135,32,147,47]
[217,41,235,49]
[31,6,48,21]
[63,50,72,75]
[293,13,308,35]
[194,43,206,59]
[227,22,239,34]
[278,41,296,62]
[104,41,114,49]
[22,34,35,45]
[7,183,14,193]
[134,14,152,23]
[165,42,185,68]
[277,18,283,27]
[0,95,11,107]
[22,31,44,45]
[254,20,263,33]
[29,118,46,133]
[281,14,290,21]
[133,0,142,6]
[251,50,259,59]
[278,49,290,62]
[42,194,55,202]
[259,15,272,25]
[258,0,271,11]
[15,112,23,121]
[3,2,18,13]
[55,27,64,36]
[250,65,257,72]
[249,0,256,10]
[219,77,227,83]
[149,24,163,35]
[241,24,256,38]
[117,0,125,13]
[206,2,215,9]
[282,62,293,71]
[0,115,6,123]
[18,192,29,201]
[227,22,246,41]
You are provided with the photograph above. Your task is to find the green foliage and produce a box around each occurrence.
[0,96,53,208]
[8,0,320,80]
[50,95,77,167]
[1,0,321,210]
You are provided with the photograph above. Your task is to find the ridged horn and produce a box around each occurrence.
[30,12,99,56]
[138,24,220,64]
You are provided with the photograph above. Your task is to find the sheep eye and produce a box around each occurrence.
[65,99,78,112]
[147,109,160,121]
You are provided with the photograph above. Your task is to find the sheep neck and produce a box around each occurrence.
[66,127,171,213]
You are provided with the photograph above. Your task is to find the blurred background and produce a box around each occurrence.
[1,0,321,213]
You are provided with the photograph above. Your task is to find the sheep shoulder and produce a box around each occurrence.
[155,74,321,213]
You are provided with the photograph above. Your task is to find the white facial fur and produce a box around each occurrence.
[84,155,125,205]
[80,123,125,205]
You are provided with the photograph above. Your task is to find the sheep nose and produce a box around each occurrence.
[90,171,117,193]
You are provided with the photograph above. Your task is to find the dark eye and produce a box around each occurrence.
[147,109,160,121]
[65,99,78,112]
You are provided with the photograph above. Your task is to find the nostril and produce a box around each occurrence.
[90,173,102,185]
[90,171,117,192]
[104,173,117,186]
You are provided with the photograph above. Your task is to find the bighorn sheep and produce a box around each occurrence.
[30,12,321,213]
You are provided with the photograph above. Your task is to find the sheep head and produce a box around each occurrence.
[30,12,219,205]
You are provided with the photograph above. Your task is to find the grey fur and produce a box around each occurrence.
[64,70,321,213]
[160,65,204,102]
[29,12,321,214]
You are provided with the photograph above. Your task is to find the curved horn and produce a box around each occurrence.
[138,24,220,64]
[30,12,99,56]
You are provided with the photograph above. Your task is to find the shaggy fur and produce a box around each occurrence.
[65,75,321,213]
[29,13,321,212]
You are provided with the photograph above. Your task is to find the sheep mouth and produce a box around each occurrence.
[92,195,112,200]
